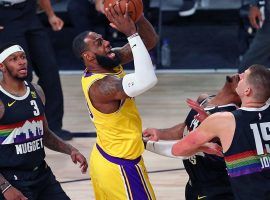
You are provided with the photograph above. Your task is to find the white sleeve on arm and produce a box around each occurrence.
[122,33,158,97]
[145,140,186,159]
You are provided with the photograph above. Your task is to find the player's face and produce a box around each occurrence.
[1,51,28,80]
[226,74,240,90]
[236,69,251,97]
[84,32,120,68]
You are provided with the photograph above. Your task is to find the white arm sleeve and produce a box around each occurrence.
[122,33,158,97]
[145,140,186,159]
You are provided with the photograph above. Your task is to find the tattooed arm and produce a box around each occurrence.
[90,76,128,102]
[33,84,88,173]
[112,15,159,65]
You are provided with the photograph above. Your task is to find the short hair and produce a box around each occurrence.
[72,31,90,59]
[0,42,18,54]
[247,64,270,102]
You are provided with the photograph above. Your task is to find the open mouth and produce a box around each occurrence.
[106,51,115,59]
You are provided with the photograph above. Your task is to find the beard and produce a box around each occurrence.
[6,67,27,81]
[96,51,121,70]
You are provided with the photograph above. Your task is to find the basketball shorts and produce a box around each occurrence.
[90,144,156,200]
[185,179,234,200]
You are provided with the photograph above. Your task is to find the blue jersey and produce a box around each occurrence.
[0,82,45,171]
[224,104,270,200]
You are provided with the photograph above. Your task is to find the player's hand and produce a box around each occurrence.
[3,186,28,200]
[249,6,262,29]
[105,1,136,37]
[71,150,88,174]
[48,15,64,31]
[0,26,3,31]
[186,98,209,122]
[200,143,223,157]
[143,128,161,141]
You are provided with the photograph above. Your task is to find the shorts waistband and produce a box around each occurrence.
[96,143,141,165]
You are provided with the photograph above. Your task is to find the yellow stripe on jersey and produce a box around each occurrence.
[81,65,144,159]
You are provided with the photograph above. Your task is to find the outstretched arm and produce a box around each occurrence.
[92,3,157,101]
[172,112,234,157]
[113,15,158,65]
[33,84,88,174]
[143,122,186,141]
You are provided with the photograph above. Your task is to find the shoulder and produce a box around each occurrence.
[32,83,45,105]
[90,75,127,102]
[207,111,234,122]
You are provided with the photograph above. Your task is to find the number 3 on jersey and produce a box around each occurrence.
[30,100,40,116]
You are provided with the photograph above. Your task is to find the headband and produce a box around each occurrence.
[0,45,24,63]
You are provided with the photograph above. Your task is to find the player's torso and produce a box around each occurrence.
[0,81,45,170]
[224,104,270,199]
[81,66,144,159]
[184,97,237,185]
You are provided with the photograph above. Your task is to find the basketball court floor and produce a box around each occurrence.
[44,72,232,200]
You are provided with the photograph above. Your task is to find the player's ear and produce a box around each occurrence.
[244,87,252,96]
[82,52,95,62]
[0,63,6,73]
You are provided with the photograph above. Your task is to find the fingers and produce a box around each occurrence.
[124,2,129,18]
[250,16,260,29]
[0,26,3,30]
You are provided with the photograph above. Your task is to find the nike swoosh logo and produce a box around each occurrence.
[132,44,136,48]
[8,100,16,107]
[198,195,207,199]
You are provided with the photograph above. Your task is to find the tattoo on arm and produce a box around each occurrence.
[43,116,76,155]
[92,76,128,101]
[0,173,9,186]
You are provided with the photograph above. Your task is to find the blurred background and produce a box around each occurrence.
[39,0,264,71]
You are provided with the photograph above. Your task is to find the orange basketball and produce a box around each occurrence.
[104,0,143,22]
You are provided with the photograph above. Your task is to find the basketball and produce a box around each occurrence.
[104,0,143,22]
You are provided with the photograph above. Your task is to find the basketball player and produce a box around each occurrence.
[0,44,88,200]
[170,65,270,200]
[143,74,241,200]
[72,2,158,200]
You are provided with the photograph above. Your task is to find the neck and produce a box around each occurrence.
[208,84,240,107]
[0,77,26,96]
[85,62,115,74]
[241,99,266,108]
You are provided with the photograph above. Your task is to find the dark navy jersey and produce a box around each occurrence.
[184,98,238,187]
[0,81,45,170]
[224,104,270,200]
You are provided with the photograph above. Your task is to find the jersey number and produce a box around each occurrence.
[30,100,40,116]
[250,122,270,155]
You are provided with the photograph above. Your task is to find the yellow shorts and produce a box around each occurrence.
[90,144,156,200]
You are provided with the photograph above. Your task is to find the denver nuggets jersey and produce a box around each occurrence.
[224,104,270,200]
[81,66,144,159]
[0,82,45,170]
[184,98,237,186]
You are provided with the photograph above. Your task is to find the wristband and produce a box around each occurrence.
[1,182,11,194]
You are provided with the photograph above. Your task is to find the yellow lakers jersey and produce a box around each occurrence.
[81,66,144,159]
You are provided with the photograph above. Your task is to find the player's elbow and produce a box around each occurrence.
[148,34,159,50]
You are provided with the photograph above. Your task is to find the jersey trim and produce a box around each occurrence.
[240,103,269,111]
[204,103,238,111]
[0,81,30,100]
